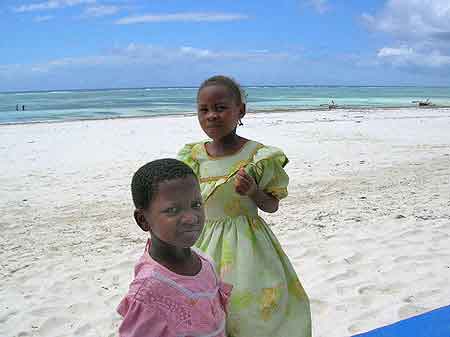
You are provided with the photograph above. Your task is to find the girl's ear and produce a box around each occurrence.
[134,209,150,232]
[239,103,246,119]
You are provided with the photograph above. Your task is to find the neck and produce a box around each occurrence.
[211,131,244,151]
[149,236,192,264]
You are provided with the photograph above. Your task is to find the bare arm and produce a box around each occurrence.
[235,168,280,213]
[248,188,279,213]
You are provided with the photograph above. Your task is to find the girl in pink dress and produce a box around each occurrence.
[117,159,232,337]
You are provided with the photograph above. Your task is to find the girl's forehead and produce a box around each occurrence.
[155,176,200,198]
[198,84,235,102]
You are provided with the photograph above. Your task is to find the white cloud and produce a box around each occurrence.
[378,46,414,58]
[178,46,291,61]
[3,44,292,75]
[115,12,248,25]
[14,0,96,12]
[364,0,450,68]
[180,47,214,58]
[29,55,108,72]
[377,46,450,67]
[0,44,304,91]
[83,5,119,17]
[362,0,450,39]
[34,15,53,22]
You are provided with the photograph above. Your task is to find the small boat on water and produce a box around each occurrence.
[412,99,433,107]
[321,100,338,110]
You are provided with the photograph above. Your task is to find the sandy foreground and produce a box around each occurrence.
[1,108,450,337]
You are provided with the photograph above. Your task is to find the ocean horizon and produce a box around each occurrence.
[1,85,450,125]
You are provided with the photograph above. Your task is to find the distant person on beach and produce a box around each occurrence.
[117,159,232,337]
[178,75,311,337]
[16,104,19,111]
[22,105,25,111]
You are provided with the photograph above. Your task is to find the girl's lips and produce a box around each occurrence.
[181,226,203,233]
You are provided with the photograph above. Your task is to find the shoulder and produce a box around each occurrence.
[193,250,233,308]
[120,269,191,323]
[177,142,209,175]
[117,273,169,326]
[125,253,177,306]
[250,142,289,168]
[126,259,167,304]
[117,274,173,336]
[177,141,209,176]
[177,141,206,161]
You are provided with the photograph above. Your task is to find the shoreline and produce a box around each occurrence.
[3,84,450,95]
[2,105,450,127]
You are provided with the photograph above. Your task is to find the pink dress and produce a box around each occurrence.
[117,240,232,337]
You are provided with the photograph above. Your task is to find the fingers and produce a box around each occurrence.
[234,168,256,195]
[236,168,252,183]
[235,169,252,186]
[235,177,250,194]
[235,184,246,195]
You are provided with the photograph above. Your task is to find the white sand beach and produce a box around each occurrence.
[1,108,450,337]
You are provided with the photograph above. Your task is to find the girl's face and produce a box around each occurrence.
[143,176,204,248]
[197,84,245,141]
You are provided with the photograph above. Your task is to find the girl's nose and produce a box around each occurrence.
[181,211,198,224]
[206,111,218,120]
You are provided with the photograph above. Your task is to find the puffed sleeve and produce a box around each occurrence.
[177,142,201,177]
[250,145,289,200]
[117,284,171,337]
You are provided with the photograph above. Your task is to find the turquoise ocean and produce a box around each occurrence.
[1,86,450,125]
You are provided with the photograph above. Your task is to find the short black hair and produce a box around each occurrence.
[131,158,195,209]
[198,75,246,105]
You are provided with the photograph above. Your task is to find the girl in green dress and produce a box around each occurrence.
[178,75,311,337]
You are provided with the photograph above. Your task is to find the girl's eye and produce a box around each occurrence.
[216,105,226,112]
[199,107,208,113]
[165,207,179,214]
[192,201,202,209]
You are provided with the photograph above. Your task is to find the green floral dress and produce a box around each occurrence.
[178,140,311,337]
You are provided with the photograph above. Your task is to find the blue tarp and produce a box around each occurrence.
[353,305,450,337]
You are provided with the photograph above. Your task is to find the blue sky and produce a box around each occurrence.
[1,0,450,91]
